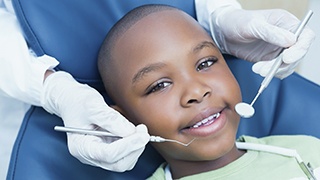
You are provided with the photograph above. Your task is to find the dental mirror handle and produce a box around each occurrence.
[257,10,313,96]
[258,54,283,94]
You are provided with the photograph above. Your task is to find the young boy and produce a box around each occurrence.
[98,4,320,179]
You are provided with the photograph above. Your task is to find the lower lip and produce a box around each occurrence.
[181,111,227,137]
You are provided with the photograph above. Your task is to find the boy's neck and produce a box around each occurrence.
[167,144,246,179]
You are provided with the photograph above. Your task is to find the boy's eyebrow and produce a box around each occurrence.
[132,41,216,85]
[193,41,217,53]
[132,62,166,84]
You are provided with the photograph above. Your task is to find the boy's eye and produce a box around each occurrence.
[196,57,217,71]
[146,81,171,94]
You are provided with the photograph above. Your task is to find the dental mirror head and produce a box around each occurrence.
[235,102,255,118]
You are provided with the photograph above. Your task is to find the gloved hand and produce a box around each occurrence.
[41,71,150,172]
[210,6,315,79]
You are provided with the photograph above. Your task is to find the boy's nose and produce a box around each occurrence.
[180,79,211,107]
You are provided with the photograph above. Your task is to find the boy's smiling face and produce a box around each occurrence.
[109,9,243,177]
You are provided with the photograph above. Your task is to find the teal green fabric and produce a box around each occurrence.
[148,135,320,180]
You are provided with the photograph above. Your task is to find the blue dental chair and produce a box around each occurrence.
[7,0,320,179]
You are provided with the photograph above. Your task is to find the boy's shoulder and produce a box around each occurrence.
[239,135,320,167]
[146,162,167,180]
[239,134,320,148]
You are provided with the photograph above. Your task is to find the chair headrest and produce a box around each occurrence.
[13,0,196,91]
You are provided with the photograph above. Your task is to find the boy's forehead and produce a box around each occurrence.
[137,9,189,25]
[112,9,212,81]
[116,9,207,50]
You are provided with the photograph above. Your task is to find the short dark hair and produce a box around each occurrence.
[98,4,177,101]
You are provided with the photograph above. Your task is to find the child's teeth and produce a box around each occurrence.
[202,118,209,124]
[191,112,220,128]
[214,112,221,119]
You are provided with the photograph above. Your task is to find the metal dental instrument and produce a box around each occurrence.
[54,126,195,147]
[235,10,313,118]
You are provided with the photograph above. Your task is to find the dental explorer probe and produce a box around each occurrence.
[54,126,195,147]
[235,10,313,118]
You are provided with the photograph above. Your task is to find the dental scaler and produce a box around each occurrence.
[54,126,195,147]
[235,10,313,118]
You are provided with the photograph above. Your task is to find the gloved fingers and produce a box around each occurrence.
[234,40,283,62]
[98,144,146,172]
[282,27,316,64]
[90,126,148,163]
[67,124,149,171]
[256,9,299,48]
[251,25,314,79]
[99,124,149,171]
[275,64,296,79]
[249,20,296,48]
[252,59,299,79]
[274,61,299,79]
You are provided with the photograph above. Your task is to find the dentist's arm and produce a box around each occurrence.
[1,7,149,172]
[195,0,315,79]
[0,7,58,105]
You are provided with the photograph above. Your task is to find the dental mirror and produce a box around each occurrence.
[235,102,255,118]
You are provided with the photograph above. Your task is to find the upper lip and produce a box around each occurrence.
[182,107,224,129]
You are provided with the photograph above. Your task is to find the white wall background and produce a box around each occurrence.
[298,0,320,85]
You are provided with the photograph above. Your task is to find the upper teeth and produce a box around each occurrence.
[191,112,220,128]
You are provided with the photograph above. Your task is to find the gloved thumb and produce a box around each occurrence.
[252,59,275,77]
[135,124,149,134]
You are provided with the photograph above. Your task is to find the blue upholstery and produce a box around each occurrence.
[12,0,195,91]
[7,0,320,179]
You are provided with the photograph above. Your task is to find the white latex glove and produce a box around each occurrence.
[41,71,150,172]
[209,6,315,79]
